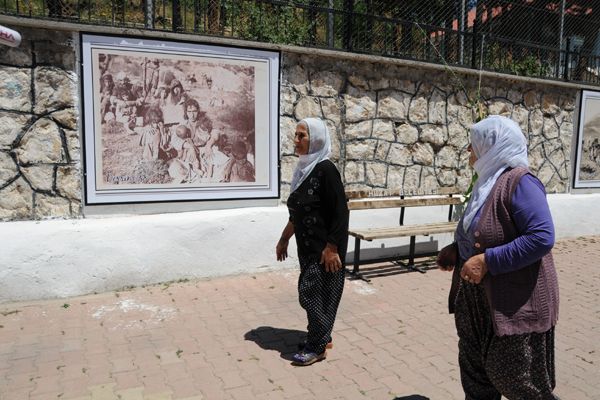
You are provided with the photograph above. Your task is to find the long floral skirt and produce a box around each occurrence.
[298,257,345,354]
[454,281,558,400]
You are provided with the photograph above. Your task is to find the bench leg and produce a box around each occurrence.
[347,237,370,282]
[352,237,361,275]
[406,235,426,274]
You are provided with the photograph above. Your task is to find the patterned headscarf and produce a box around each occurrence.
[290,118,332,193]
[462,115,529,231]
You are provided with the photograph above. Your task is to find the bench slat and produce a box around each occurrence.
[345,187,460,199]
[349,222,458,240]
[348,196,462,210]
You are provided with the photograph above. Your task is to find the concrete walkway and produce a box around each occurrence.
[1,236,599,400]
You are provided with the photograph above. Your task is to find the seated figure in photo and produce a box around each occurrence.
[184,99,219,178]
[137,108,163,161]
[112,86,140,134]
[167,125,204,183]
[222,140,255,183]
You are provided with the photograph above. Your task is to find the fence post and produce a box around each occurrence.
[558,0,566,53]
[471,2,482,69]
[563,37,571,80]
[144,0,155,29]
[343,0,353,51]
[459,0,465,64]
[173,0,183,32]
[327,0,334,48]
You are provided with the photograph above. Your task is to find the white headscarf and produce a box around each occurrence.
[290,118,332,193]
[462,115,529,231]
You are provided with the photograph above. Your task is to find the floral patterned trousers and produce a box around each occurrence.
[454,281,558,400]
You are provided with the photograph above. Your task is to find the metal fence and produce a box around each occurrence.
[1,0,600,84]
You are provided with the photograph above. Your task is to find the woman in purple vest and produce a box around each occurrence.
[437,115,560,399]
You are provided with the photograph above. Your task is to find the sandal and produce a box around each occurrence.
[291,350,326,366]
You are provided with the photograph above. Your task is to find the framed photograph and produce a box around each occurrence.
[81,34,280,204]
[573,89,600,189]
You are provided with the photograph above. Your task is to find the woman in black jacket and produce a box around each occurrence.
[276,118,349,366]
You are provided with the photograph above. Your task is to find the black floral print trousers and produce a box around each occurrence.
[454,282,558,400]
[298,258,345,355]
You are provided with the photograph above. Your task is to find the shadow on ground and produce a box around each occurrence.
[244,326,306,361]
[393,396,430,400]
[345,260,439,281]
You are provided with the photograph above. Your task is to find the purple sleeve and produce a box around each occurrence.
[484,174,555,276]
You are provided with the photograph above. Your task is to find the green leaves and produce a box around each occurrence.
[463,172,478,204]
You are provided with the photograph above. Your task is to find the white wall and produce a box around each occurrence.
[1,192,599,303]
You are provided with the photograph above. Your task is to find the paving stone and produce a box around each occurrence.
[0,236,598,400]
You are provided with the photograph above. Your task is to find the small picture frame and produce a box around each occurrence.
[81,33,280,204]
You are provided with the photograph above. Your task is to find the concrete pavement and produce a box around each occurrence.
[1,235,599,399]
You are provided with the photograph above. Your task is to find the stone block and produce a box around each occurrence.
[408,97,428,124]
[279,87,297,116]
[310,71,343,97]
[541,93,560,116]
[56,165,82,201]
[377,91,408,120]
[428,89,446,124]
[282,65,309,95]
[34,67,77,114]
[447,123,468,149]
[412,142,434,166]
[346,140,377,160]
[0,43,33,67]
[344,93,376,122]
[15,118,65,164]
[34,194,72,219]
[279,156,296,184]
[543,117,559,140]
[49,108,79,131]
[344,121,372,140]
[21,165,55,192]
[436,146,457,169]
[344,161,365,183]
[388,143,412,166]
[402,165,421,191]
[65,130,81,162]
[421,125,447,147]
[0,67,32,112]
[0,151,19,187]
[487,99,513,116]
[387,166,405,188]
[365,162,387,186]
[374,141,390,161]
[294,96,322,121]
[395,123,418,145]
[0,177,33,220]
[279,117,297,156]
[320,98,343,125]
[0,112,31,150]
[372,120,395,141]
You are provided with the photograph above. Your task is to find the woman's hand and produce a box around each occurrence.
[276,238,289,262]
[321,243,342,273]
[437,243,457,271]
[460,253,488,284]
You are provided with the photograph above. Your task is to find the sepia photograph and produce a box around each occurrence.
[81,34,279,204]
[574,90,600,189]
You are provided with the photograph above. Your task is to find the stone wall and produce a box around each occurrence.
[0,27,81,220]
[279,53,577,199]
[0,26,580,221]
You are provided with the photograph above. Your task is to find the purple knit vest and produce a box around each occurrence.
[475,167,560,336]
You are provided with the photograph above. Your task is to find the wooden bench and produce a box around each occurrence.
[346,188,462,278]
